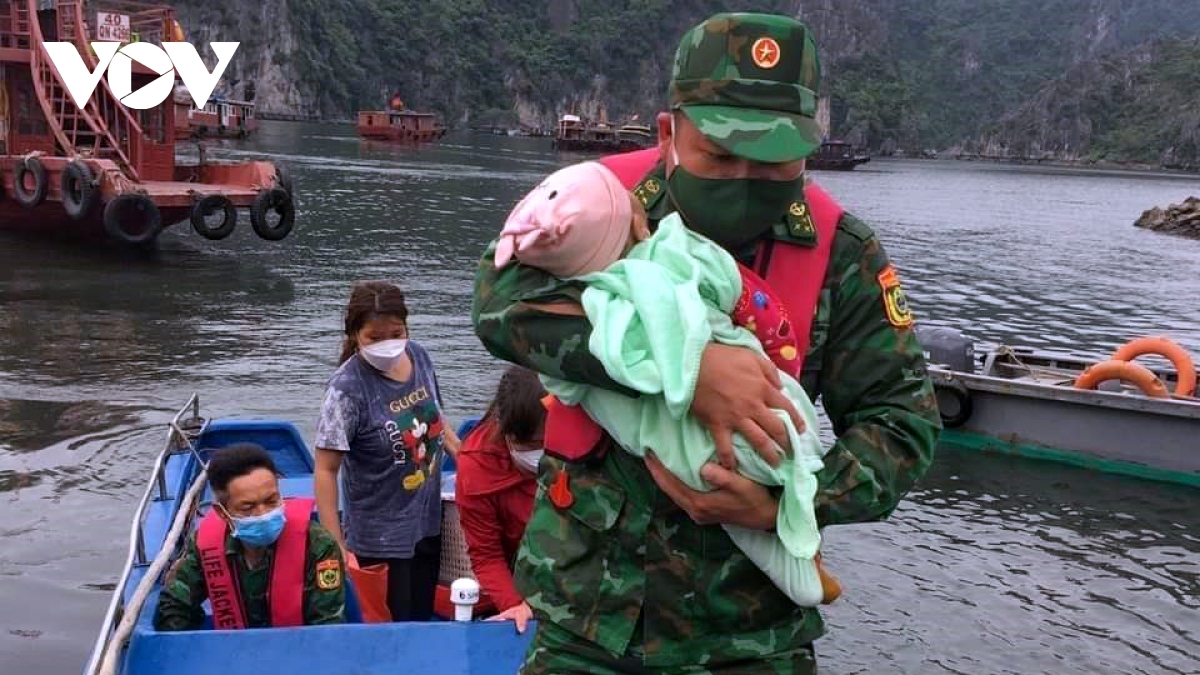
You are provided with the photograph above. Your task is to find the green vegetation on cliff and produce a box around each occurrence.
[175,0,1200,167]
[193,0,793,122]
[1088,40,1200,168]
[967,37,1200,169]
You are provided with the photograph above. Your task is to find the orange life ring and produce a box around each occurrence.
[1110,336,1196,397]
[1073,359,1170,398]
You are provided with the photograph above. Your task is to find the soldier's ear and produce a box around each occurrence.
[214,496,233,523]
[656,112,674,160]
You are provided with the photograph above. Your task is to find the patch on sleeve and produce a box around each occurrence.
[787,200,817,241]
[316,559,342,591]
[632,177,663,210]
[877,265,914,328]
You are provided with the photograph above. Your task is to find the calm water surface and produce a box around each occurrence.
[1,121,1197,674]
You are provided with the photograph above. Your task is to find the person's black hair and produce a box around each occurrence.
[207,443,278,494]
[486,365,547,442]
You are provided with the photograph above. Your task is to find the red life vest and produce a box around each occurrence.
[195,497,313,629]
[541,148,843,462]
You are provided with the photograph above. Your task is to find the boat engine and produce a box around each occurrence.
[917,326,975,373]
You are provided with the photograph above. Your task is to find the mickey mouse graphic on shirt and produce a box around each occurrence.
[382,386,446,491]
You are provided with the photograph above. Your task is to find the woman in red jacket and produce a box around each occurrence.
[454,365,545,633]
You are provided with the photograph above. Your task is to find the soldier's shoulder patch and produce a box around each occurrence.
[877,265,914,328]
[632,177,664,210]
[786,200,817,242]
[316,558,342,590]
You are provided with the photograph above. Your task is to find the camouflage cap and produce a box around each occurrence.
[669,13,822,163]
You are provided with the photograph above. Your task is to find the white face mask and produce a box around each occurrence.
[359,338,408,372]
[510,448,544,475]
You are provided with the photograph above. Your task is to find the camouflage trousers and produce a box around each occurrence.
[519,622,817,675]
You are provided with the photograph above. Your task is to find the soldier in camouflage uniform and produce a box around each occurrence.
[155,444,346,630]
[472,12,940,674]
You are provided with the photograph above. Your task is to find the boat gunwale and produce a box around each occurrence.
[929,365,1200,419]
[83,395,202,675]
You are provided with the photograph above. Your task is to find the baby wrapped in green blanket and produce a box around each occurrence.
[494,161,841,607]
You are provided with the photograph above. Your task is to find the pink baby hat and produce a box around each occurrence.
[493,161,633,278]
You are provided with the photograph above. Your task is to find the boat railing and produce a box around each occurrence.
[24,0,144,179]
[0,0,32,49]
[65,0,151,175]
[82,394,207,675]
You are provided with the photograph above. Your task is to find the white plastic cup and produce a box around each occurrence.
[450,577,480,622]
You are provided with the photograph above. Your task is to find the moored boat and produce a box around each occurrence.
[174,93,259,141]
[83,396,533,675]
[0,0,295,246]
[921,327,1200,487]
[616,122,654,151]
[552,113,653,153]
[807,140,870,170]
[357,93,446,143]
[551,113,612,152]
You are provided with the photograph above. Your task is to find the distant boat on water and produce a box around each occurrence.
[552,113,655,153]
[357,93,446,143]
[808,140,871,170]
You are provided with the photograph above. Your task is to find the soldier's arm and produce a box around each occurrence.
[813,218,941,526]
[153,537,207,631]
[471,241,637,394]
[304,524,346,625]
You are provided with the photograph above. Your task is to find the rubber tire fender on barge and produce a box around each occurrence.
[249,187,295,241]
[103,194,163,246]
[61,160,100,221]
[189,194,238,240]
[13,157,48,209]
[274,163,293,196]
[933,378,974,428]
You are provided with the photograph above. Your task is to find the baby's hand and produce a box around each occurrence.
[630,194,652,244]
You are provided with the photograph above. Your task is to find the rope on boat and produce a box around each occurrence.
[96,470,209,675]
[996,345,1041,381]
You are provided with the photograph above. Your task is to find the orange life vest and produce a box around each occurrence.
[541,149,843,462]
[195,497,313,629]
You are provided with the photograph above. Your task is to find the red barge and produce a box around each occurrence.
[0,0,294,246]
[174,93,258,141]
[357,92,445,143]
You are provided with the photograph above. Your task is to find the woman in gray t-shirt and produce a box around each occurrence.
[313,281,460,621]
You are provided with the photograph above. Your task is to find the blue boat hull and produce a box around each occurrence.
[90,407,533,675]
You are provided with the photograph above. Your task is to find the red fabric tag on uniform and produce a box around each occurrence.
[548,470,574,510]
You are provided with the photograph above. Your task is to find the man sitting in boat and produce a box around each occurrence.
[154,443,346,630]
